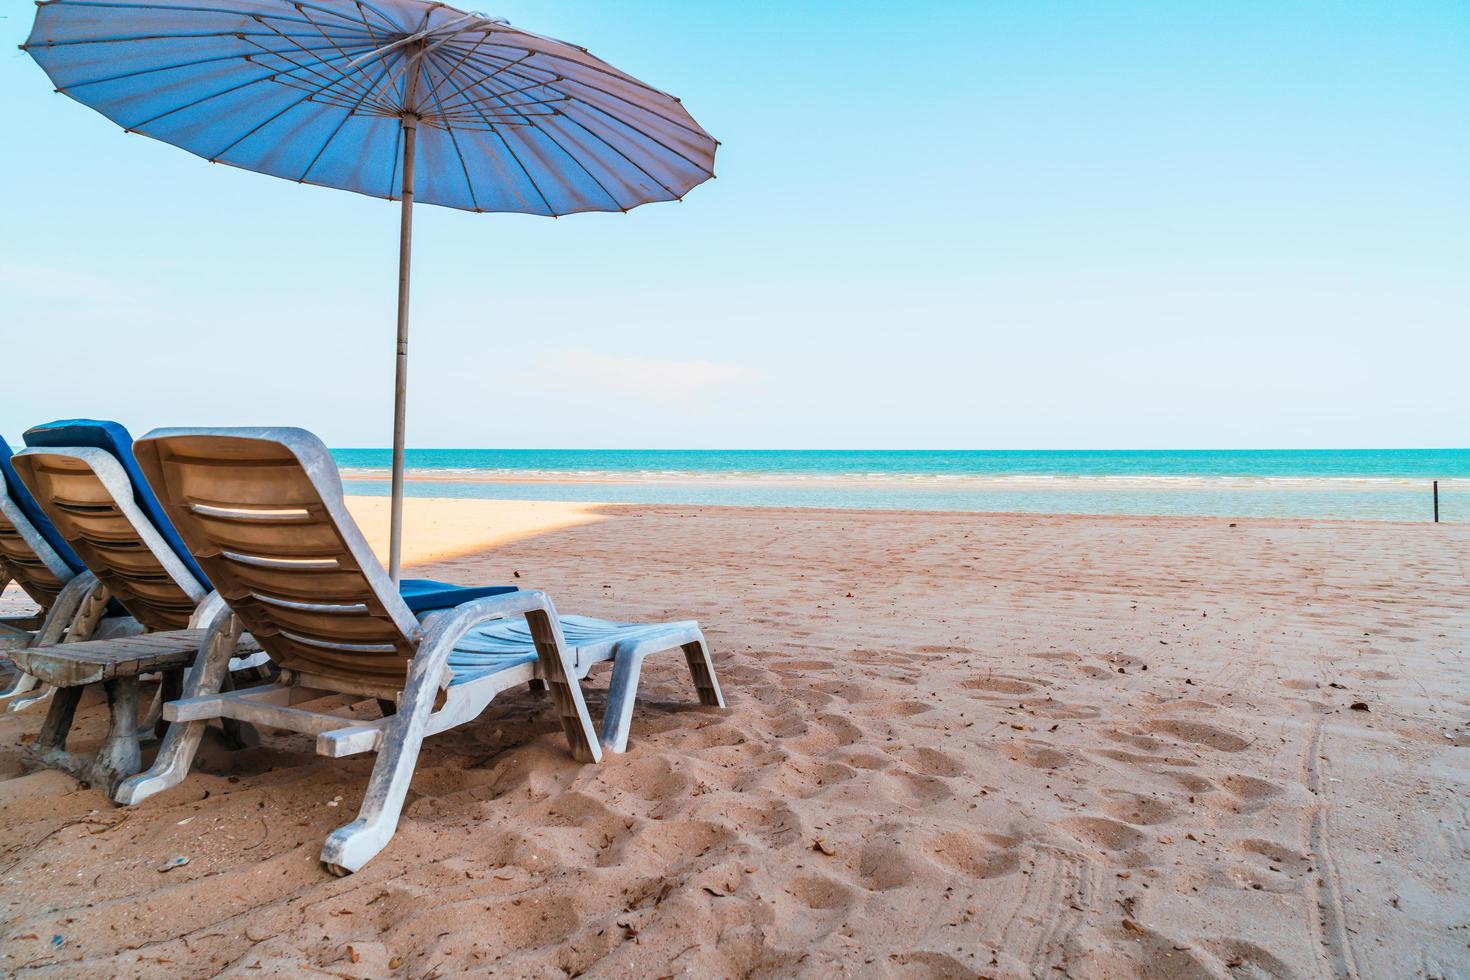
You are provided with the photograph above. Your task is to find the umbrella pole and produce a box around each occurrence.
[389,114,418,583]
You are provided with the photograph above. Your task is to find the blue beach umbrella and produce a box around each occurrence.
[22,0,717,579]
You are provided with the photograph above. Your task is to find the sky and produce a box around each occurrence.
[4,1,1468,449]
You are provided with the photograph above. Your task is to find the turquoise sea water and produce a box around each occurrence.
[334,449,1469,522]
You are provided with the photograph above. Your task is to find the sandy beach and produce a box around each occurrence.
[1,498,1467,978]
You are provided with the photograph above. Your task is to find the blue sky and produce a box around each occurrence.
[4,1,1467,449]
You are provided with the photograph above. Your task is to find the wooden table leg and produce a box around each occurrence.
[97,677,143,790]
[33,685,84,756]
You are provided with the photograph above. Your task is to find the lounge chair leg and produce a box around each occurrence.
[524,608,601,764]
[96,677,143,791]
[1,674,43,706]
[114,612,241,806]
[1,574,105,711]
[682,637,726,708]
[599,650,647,754]
[320,644,447,875]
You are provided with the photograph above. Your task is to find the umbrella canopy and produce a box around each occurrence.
[23,0,717,576]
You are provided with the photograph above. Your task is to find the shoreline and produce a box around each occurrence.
[340,469,1468,490]
[335,476,1464,524]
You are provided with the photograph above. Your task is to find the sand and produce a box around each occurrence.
[0,500,1467,978]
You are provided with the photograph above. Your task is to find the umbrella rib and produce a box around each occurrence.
[343,0,406,113]
[415,56,484,210]
[550,109,681,201]
[426,54,625,210]
[271,8,400,113]
[414,22,503,107]
[446,59,701,193]
[439,37,680,104]
[560,97,711,176]
[49,42,348,92]
[206,45,395,161]
[298,54,399,183]
[425,50,569,214]
[343,0,406,35]
[30,1,377,37]
[43,0,384,33]
[235,34,395,114]
[123,66,292,131]
[439,46,712,165]
[24,28,368,48]
[427,77,565,116]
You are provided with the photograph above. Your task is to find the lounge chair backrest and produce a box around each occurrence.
[11,447,208,631]
[0,438,84,611]
[24,419,209,586]
[133,428,423,696]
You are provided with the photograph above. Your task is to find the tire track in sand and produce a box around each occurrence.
[1301,708,1360,980]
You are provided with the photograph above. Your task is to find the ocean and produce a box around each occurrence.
[334,449,1469,522]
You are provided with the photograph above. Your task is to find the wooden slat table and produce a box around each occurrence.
[11,630,240,790]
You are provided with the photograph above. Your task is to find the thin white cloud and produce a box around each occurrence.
[533,349,766,404]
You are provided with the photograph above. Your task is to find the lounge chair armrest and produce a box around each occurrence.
[413,589,600,764]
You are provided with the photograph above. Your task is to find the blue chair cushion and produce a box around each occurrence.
[0,437,86,575]
[399,579,518,615]
[23,419,210,589]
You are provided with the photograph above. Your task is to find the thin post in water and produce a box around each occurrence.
[1433,480,1439,523]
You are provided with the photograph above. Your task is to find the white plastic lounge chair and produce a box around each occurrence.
[6,419,270,785]
[115,426,725,874]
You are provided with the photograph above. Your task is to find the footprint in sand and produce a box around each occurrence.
[1143,718,1252,752]
[811,679,881,703]
[1101,791,1179,826]
[1030,699,1102,720]
[477,894,580,952]
[867,698,934,719]
[882,769,955,806]
[832,747,894,771]
[800,712,866,752]
[925,830,1022,879]
[767,713,811,739]
[604,756,695,802]
[960,675,1042,695]
[1056,815,1147,853]
[896,746,968,778]
[1029,650,1081,662]
[1095,747,1198,769]
[1212,773,1285,813]
[1005,740,1072,770]
[1104,730,1169,752]
[717,800,805,848]
[772,659,837,672]
[786,874,859,912]
[1237,838,1311,869]
[761,759,858,799]
[1198,937,1296,977]
[1169,772,1216,794]
[857,837,933,891]
[597,818,735,871]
